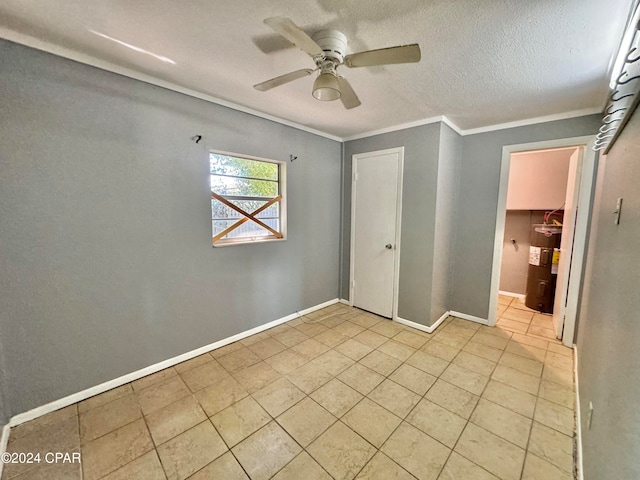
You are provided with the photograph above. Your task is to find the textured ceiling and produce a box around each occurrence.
[0,0,634,138]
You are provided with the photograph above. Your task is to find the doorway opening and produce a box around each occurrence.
[489,136,597,347]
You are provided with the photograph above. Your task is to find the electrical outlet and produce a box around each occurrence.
[587,401,594,429]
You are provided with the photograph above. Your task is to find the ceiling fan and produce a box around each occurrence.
[253,17,421,109]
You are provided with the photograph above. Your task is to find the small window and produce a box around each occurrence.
[210,151,286,246]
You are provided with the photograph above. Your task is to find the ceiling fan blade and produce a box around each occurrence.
[337,77,361,109]
[344,44,421,68]
[264,17,324,57]
[253,69,315,91]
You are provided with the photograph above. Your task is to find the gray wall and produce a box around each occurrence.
[451,116,601,319]
[0,41,342,417]
[341,124,442,326]
[430,123,460,322]
[0,338,9,426]
[499,211,547,295]
[576,109,640,480]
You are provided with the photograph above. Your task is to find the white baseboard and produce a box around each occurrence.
[9,298,339,428]
[0,423,10,479]
[498,290,526,301]
[394,310,449,334]
[574,345,584,480]
[449,311,490,326]
[339,299,352,306]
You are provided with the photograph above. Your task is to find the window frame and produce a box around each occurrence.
[210,150,287,247]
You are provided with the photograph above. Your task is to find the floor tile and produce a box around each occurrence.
[541,365,574,389]
[360,350,403,376]
[232,361,281,393]
[193,375,248,417]
[310,378,364,417]
[471,332,509,350]
[286,362,334,394]
[377,340,416,361]
[132,368,178,392]
[505,341,547,362]
[232,422,301,480]
[290,338,332,360]
[425,379,479,419]
[430,332,468,350]
[276,397,337,447]
[136,376,191,416]
[350,313,383,329]
[406,399,466,448]
[452,351,497,377]
[499,352,543,377]
[353,330,388,349]
[455,423,525,480]
[462,341,504,362]
[482,379,537,418]
[534,398,574,436]
[342,398,401,448]
[368,379,421,418]
[545,351,573,371]
[547,342,573,357]
[527,325,557,340]
[381,422,450,480]
[271,329,309,348]
[405,350,449,376]
[240,331,271,347]
[393,330,429,349]
[264,349,308,375]
[82,419,154,480]
[101,450,165,480]
[337,363,385,395]
[521,452,573,480]
[335,338,374,361]
[370,320,406,338]
[7,404,76,443]
[510,333,548,350]
[308,350,355,376]
[438,452,499,480]
[470,398,532,448]
[188,451,249,480]
[497,318,530,333]
[79,393,141,444]
[247,337,287,359]
[313,329,350,348]
[210,396,271,447]
[491,365,540,395]
[388,364,436,395]
[174,354,214,374]
[528,422,574,473]
[179,360,229,392]
[355,452,416,480]
[333,321,366,337]
[145,394,207,446]
[295,322,329,338]
[156,421,227,480]
[251,377,306,417]
[420,340,460,361]
[307,422,376,480]
[5,449,82,480]
[271,451,332,480]
[501,308,534,323]
[210,342,244,359]
[78,385,133,414]
[217,347,262,372]
[538,379,574,409]
[440,363,489,395]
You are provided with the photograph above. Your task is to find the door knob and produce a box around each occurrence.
[385,244,393,249]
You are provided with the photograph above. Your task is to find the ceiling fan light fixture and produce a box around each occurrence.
[312,72,341,101]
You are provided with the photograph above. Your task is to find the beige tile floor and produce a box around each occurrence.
[1,298,576,480]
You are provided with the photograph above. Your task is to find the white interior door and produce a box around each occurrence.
[351,149,403,318]
[552,147,583,338]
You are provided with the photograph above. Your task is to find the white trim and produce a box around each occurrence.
[0,29,342,143]
[0,423,10,479]
[342,116,446,141]
[489,136,596,334]
[498,290,526,301]
[349,147,404,320]
[339,299,352,306]
[574,345,584,480]
[449,311,490,326]
[394,311,449,334]
[8,298,339,427]
[460,108,602,137]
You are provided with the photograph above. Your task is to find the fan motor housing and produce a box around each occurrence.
[312,30,348,63]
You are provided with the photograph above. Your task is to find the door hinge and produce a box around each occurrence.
[353,171,358,182]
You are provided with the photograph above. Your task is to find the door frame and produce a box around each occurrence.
[488,136,597,346]
[349,147,404,319]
